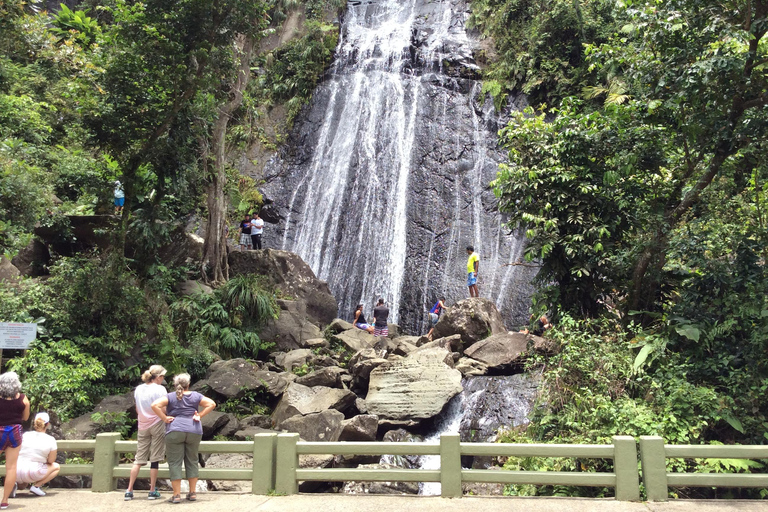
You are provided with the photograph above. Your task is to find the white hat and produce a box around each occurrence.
[35,412,50,424]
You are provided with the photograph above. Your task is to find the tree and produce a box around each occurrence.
[493,0,768,318]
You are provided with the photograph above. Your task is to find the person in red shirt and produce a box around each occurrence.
[0,372,30,509]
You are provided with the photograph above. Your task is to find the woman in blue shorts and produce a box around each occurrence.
[353,304,374,334]
[0,372,30,509]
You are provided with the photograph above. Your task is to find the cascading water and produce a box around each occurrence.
[263,0,538,332]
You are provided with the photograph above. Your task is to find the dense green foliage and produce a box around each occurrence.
[490,0,768,498]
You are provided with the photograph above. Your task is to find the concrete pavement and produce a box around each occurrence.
[8,491,768,512]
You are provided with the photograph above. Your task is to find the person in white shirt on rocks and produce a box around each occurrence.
[124,365,168,501]
[14,412,59,497]
[250,213,265,250]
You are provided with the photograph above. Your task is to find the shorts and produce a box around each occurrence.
[239,233,253,246]
[373,325,389,337]
[16,459,49,484]
[355,323,371,331]
[135,420,166,465]
[114,197,125,207]
[429,313,439,326]
[467,272,477,287]
[0,424,22,450]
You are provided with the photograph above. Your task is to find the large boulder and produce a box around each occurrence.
[200,411,231,439]
[271,383,357,427]
[432,298,507,346]
[228,249,337,326]
[328,318,354,333]
[259,299,325,352]
[339,414,378,441]
[273,349,315,372]
[11,239,49,277]
[455,357,488,376]
[60,392,136,440]
[348,349,387,392]
[295,367,348,388]
[280,409,344,441]
[365,349,463,421]
[332,328,376,352]
[176,280,213,296]
[463,332,528,371]
[204,359,264,399]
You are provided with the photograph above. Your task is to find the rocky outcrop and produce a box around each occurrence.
[271,383,356,427]
[463,332,528,371]
[339,414,378,441]
[228,249,337,326]
[11,239,49,276]
[332,328,376,352]
[176,280,213,296]
[61,392,136,440]
[328,318,354,333]
[280,409,345,441]
[432,298,507,346]
[295,367,348,388]
[0,256,20,285]
[273,349,315,372]
[259,299,325,352]
[365,349,462,421]
[207,453,254,492]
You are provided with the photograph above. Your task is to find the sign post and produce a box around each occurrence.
[0,322,37,371]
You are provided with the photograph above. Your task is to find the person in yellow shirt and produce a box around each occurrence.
[466,246,480,297]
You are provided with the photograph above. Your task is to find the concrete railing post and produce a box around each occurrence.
[612,435,640,501]
[252,433,277,494]
[440,434,462,498]
[639,436,668,501]
[275,433,299,495]
[92,432,120,492]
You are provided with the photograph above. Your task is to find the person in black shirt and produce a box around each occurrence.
[372,298,390,337]
[239,214,253,251]
[353,304,374,334]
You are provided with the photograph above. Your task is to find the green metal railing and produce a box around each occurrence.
[1,432,765,501]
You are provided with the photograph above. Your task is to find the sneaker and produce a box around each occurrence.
[29,485,46,497]
[1,502,8,509]
[147,490,161,500]
[124,491,134,501]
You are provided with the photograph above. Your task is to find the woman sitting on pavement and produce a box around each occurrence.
[0,371,30,510]
[353,304,375,334]
[15,412,60,497]
[151,374,216,504]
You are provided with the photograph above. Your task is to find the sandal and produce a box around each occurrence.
[186,492,197,501]
[168,495,181,504]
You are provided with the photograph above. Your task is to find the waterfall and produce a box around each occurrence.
[264,0,538,332]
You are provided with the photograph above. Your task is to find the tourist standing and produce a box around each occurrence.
[0,371,30,510]
[372,298,389,337]
[352,304,374,334]
[250,213,264,250]
[466,246,480,297]
[239,214,253,251]
[125,365,168,501]
[151,374,216,504]
[114,180,125,215]
[15,412,59,497]
[427,297,447,340]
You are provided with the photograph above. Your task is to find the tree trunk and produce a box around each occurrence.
[202,34,255,284]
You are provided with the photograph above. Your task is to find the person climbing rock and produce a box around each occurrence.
[250,213,264,250]
[466,246,480,297]
[427,297,447,340]
[239,214,253,251]
[372,298,389,337]
[353,304,374,334]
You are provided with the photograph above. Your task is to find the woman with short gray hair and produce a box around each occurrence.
[151,374,215,504]
[0,372,30,509]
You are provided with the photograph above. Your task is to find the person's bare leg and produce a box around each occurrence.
[171,479,181,497]
[2,446,21,503]
[127,463,141,492]
[33,463,60,486]
[187,477,198,495]
[149,467,158,492]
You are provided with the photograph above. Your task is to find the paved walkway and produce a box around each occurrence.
[8,491,768,512]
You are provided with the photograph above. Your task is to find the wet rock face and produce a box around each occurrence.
[260,0,537,335]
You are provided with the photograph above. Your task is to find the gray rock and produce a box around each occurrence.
[349,350,388,392]
[228,249,338,326]
[280,409,344,441]
[205,359,263,399]
[409,346,455,368]
[333,328,376,352]
[386,323,400,339]
[365,350,463,421]
[234,426,281,440]
[305,337,330,349]
[253,370,291,397]
[176,280,213,296]
[328,318,354,333]
[343,464,419,494]
[455,357,488,376]
[528,333,560,355]
[355,398,368,414]
[0,256,20,285]
[339,414,378,441]
[60,392,136,440]
[418,334,463,352]
[207,453,253,492]
[463,332,528,370]
[295,367,348,388]
[200,411,230,439]
[274,349,314,372]
[216,413,240,438]
[259,299,325,352]
[271,383,357,427]
[11,239,49,277]
[239,414,272,430]
[432,298,507,346]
